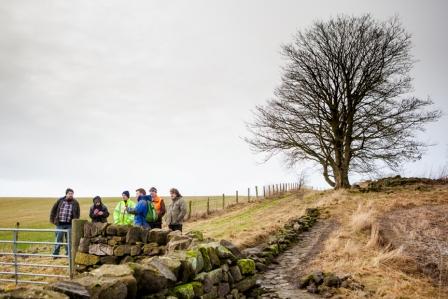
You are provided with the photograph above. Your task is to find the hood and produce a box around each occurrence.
[93,196,102,204]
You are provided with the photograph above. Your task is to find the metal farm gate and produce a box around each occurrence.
[0,224,73,285]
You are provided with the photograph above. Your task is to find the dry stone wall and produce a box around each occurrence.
[0,208,320,299]
[47,221,259,299]
[74,223,178,271]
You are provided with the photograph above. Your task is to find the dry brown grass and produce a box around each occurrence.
[350,204,375,233]
[306,184,448,298]
[365,223,385,249]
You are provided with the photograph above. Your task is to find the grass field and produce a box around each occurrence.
[3,183,447,297]
[0,194,250,250]
[186,191,311,248]
[0,191,302,287]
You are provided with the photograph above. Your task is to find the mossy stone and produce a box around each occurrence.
[75,252,100,266]
[191,281,204,296]
[237,259,256,275]
[186,230,204,241]
[268,244,279,256]
[173,283,195,299]
[216,245,236,260]
[207,247,220,267]
[198,246,212,272]
[186,249,204,274]
[298,274,313,288]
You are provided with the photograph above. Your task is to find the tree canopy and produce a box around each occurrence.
[246,14,441,189]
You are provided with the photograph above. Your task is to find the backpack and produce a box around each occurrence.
[146,200,158,223]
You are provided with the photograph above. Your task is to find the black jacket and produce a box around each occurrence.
[89,200,109,223]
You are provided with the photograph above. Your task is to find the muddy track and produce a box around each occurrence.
[258,219,337,299]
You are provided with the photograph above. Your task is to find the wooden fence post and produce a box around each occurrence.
[188,201,192,219]
[263,186,266,198]
[222,193,225,209]
[207,197,210,215]
[236,190,239,204]
[248,187,250,203]
[255,186,259,200]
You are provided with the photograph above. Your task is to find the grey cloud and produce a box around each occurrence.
[0,0,447,196]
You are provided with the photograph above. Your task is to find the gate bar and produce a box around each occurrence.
[0,252,69,258]
[0,262,69,269]
[0,240,68,245]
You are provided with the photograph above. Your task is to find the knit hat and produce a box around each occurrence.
[122,191,130,198]
[149,187,157,193]
[93,196,101,203]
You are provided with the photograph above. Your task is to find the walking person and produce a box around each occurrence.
[127,188,151,228]
[113,191,135,225]
[89,196,109,223]
[49,188,80,257]
[166,188,187,232]
[148,187,166,229]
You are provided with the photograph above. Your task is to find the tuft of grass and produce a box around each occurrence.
[350,204,375,233]
[366,223,385,249]
[372,245,406,267]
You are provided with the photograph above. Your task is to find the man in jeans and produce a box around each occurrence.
[49,188,80,257]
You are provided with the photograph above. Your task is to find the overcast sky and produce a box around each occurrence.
[0,0,447,197]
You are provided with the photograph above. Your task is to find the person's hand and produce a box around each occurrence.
[94,209,99,215]
[98,211,104,216]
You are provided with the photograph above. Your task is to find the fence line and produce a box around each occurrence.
[187,182,304,219]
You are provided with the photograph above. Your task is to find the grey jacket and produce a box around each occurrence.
[166,197,187,225]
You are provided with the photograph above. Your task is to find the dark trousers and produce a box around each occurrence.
[52,223,71,256]
[149,222,162,229]
[169,224,183,232]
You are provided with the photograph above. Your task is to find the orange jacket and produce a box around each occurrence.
[152,195,166,219]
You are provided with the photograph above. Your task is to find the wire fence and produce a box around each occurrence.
[186,182,303,219]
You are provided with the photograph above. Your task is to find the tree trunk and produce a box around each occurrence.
[322,162,336,187]
[334,167,350,189]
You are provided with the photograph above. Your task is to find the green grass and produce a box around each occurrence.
[185,191,313,247]
[0,195,250,251]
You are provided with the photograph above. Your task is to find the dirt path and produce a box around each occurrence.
[258,219,337,299]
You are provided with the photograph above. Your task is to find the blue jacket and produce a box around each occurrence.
[129,195,152,226]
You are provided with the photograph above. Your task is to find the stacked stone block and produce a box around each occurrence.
[75,223,172,270]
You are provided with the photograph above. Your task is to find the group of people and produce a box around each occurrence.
[49,187,187,256]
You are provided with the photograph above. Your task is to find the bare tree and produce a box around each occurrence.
[246,15,441,189]
[297,169,306,190]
